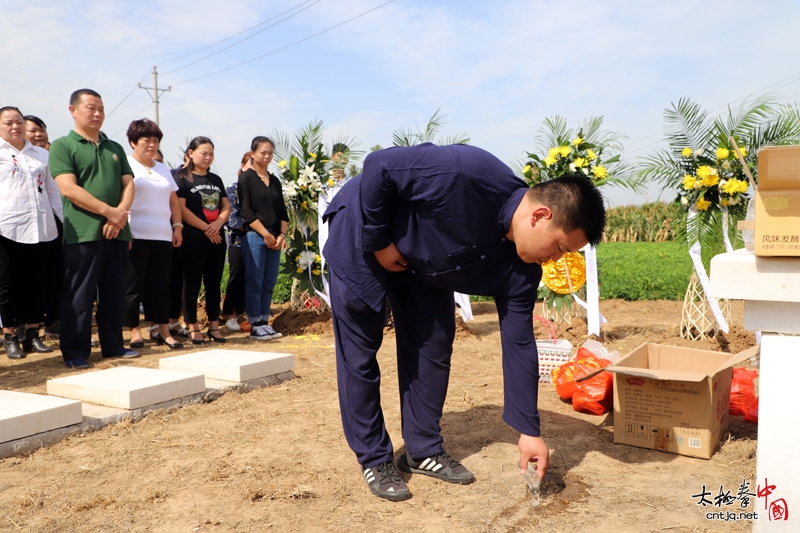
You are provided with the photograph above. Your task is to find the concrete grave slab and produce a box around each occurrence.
[159,349,294,383]
[0,391,83,444]
[47,366,205,410]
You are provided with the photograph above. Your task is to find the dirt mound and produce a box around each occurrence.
[271,308,333,336]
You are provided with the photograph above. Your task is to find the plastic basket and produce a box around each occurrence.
[534,315,573,383]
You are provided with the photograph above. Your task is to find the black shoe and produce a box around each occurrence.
[398,451,475,484]
[4,335,25,359]
[104,348,141,359]
[155,333,184,350]
[362,461,411,502]
[189,329,205,345]
[206,328,227,343]
[169,323,190,338]
[23,328,53,353]
[129,340,145,349]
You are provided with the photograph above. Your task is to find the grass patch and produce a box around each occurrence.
[597,241,693,301]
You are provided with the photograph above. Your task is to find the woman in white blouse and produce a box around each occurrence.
[124,119,184,350]
[0,106,61,358]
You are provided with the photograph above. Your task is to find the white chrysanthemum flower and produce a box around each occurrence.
[297,250,317,270]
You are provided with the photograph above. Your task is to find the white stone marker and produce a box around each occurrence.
[47,367,205,410]
[0,391,82,444]
[710,249,799,532]
[159,349,294,383]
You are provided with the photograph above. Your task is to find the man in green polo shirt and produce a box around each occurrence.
[49,88,139,368]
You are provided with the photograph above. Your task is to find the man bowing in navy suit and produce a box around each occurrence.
[323,143,606,501]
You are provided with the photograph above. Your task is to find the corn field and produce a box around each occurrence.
[602,202,684,243]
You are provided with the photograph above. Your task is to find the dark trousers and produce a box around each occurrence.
[169,247,183,319]
[60,239,128,361]
[180,233,226,324]
[124,239,173,327]
[222,246,245,316]
[329,267,456,468]
[44,218,64,326]
[0,236,48,328]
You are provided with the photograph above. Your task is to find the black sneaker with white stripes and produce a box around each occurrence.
[361,461,411,501]
[398,450,475,484]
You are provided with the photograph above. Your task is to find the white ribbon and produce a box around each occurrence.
[453,292,474,321]
[721,205,733,254]
[564,249,606,333]
[687,206,729,333]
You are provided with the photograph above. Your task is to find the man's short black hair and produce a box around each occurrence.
[527,174,606,246]
[69,88,102,107]
[23,115,46,129]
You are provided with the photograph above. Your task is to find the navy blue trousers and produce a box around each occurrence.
[60,239,128,361]
[329,267,456,468]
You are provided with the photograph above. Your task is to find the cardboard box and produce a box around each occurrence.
[755,145,800,257]
[608,343,759,459]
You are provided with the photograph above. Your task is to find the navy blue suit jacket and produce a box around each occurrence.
[324,143,544,437]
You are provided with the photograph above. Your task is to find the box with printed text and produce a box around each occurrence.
[608,343,759,459]
[754,145,800,257]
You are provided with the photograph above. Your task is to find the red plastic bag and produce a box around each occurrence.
[572,370,614,415]
[552,347,613,414]
[730,367,758,416]
[744,397,759,423]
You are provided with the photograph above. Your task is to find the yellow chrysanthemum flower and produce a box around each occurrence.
[682,174,697,190]
[278,160,287,168]
[592,166,608,179]
[309,152,316,160]
[586,149,597,161]
[573,157,588,168]
[548,147,560,158]
[304,241,314,247]
[739,147,748,157]
[720,199,729,206]
[296,267,304,273]
[523,164,531,173]
[572,137,583,146]
[700,173,720,188]
[315,254,321,262]
[716,147,730,160]
[696,198,712,211]
[328,179,335,187]
[543,155,557,166]
[311,269,321,276]
[558,146,571,158]
[681,147,692,158]
[721,179,748,195]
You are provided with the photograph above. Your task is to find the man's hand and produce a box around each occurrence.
[103,206,129,229]
[271,234,286,251]
[518,434,549,481]
[374,242,408,272]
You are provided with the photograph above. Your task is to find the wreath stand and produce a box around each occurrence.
[680,272,732,340]
[289,279,329,314]
[540,287,587,324]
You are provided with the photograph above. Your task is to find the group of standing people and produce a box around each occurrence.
[1,88,289,367]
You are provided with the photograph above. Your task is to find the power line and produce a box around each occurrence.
[158,0,318,66]
[110,101,153,139]
[106,70,152,120]
[160,0,324,77]
[172,0,397,86]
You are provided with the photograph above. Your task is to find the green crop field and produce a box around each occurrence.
[596,241,693,301]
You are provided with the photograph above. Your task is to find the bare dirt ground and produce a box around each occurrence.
[0,300,759,533]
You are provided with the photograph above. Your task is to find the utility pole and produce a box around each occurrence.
[138,66,171,126]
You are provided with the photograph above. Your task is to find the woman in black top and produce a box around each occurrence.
[239,136,288,341]
[176,136,230,344]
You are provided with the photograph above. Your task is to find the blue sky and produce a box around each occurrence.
[3,0,800,205]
